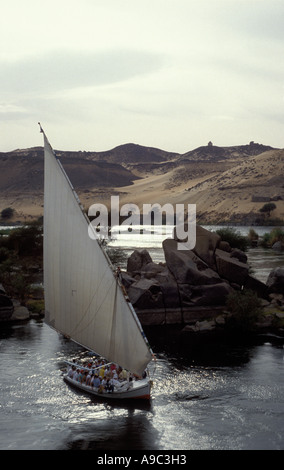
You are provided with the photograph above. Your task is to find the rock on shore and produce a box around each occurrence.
[10,304,30,321]
[266,267,284,294]
[0,284,33,323]
[120,225,281,329]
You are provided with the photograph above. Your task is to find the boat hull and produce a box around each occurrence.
[64,375,151,400]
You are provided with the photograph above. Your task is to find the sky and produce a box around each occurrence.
[1,0,284,153]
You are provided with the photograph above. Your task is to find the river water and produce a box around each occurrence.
[0,226,284,451]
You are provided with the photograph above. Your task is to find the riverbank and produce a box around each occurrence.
[136,299,284,334]
[4,287,284,347]
[1,224,284,345]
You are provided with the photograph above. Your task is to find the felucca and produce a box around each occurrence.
[41,124,154,400]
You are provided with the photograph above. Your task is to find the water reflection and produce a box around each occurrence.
[1,320,284,450]
[65,412,159,450]
[144,325,253,367]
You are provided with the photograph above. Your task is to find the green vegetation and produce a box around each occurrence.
[247,228,258,241]
[216,226,284,250]
[225,289,262,333]
[0,228,14,236]
[247,228,259,247]
[106,247,128,268]
[216,227,248,251]
[268,227,284,245]
[259,227,284,248]
[26,298,45,314]
[0,221,43,305]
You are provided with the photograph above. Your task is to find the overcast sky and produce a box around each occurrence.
[1,0,284,153]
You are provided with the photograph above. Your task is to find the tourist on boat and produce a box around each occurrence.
[78,370,85,383]
[73,369,79,382]
[98,377,105,393]
[99,366,105,378]
[112,376,125,389]
[105,378,114,393]
[67,365,76,379]
[91,374,100,388]
[128,377,133,388]
[90,374,94,387]
[119,368,128,380]
[86,371,92,385]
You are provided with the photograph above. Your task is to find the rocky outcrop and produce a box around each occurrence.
[215,248,249,285]
[163,238,222,286]
[121,225,270,325]
[126,249,152,275]
[10,304,30,321]
[272,241,284,251]
[0,284,32,322]
[266,267,284,294]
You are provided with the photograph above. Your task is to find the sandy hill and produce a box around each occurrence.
[119,147,284,224]
[0,142,283,225]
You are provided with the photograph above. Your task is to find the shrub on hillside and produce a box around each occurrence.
[1,207,14,219]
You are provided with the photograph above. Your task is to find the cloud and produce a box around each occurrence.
[0,49,166,94]
[1,0,284,152]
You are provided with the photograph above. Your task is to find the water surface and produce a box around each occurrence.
[0,320,283,450]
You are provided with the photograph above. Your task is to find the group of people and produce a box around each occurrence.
[66,358,134,394]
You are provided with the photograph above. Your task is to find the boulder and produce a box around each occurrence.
[127,249,152,274]
[127,278,164,310]
[182,320,216,333]
[157,271,181,309]
[192,225,221,268]
[160,281,181,309]
[163,238,222,285]
[272,241,284,251]
[215,314,226,326]
[189,282,233,306]
[173,224,220,268]
[123,224,270,316]
[120,272,136,288]
[10,305,30,321]
[244,274,269,299]
[266,267,284,294]
[215,248,249,286]
[269,293,284,306]
[230,248,247,264]
[141,262,167,279]
[195,320,216,332]
[218,240,231,252]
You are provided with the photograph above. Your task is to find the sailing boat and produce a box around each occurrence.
[41,125,154,400]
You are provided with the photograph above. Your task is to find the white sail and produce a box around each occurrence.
[43,130,152,376]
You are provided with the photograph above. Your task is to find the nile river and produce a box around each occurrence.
[0,226,283,451]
